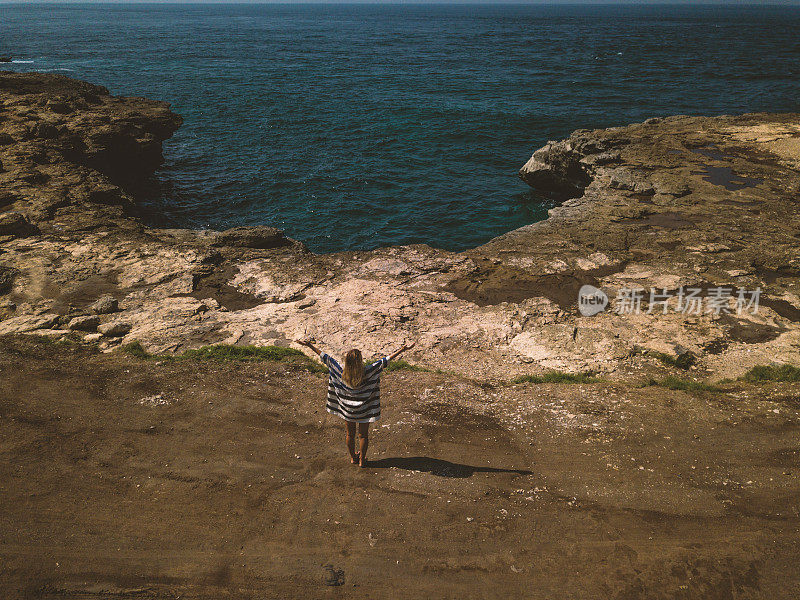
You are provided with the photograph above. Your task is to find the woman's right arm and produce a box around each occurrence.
[296,339,323,356]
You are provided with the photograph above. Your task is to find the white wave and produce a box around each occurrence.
[11,60,35,64]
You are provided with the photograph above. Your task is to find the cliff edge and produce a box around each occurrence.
[1,72,799,381]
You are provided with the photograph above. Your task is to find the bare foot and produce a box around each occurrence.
[359,458,367,468]
[351,453,359,465]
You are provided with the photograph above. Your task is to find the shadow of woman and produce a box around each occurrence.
[366,456,533,478]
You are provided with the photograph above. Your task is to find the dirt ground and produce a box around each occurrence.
[0,335,799,599]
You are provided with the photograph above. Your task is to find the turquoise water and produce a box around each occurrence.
[2,3,799,252]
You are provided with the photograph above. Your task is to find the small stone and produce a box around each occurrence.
[67,314,100,331]
[83,333,102,343]
[90,295,119,315]
[98,339,121,351]
[200,297,220,310]
[297,298,316,309]
[321,564,345,587]
[726,269,751,277]
[139,394,170,407]
[98,321,131,337]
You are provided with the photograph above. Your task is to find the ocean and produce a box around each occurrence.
[2,3,799,253]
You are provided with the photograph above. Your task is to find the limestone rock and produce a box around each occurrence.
[211,226,291,249]
[31,328,70,338]
[0,299,15,320]
[98,321,132,337]
[0,313,60,334]
[0,212,38,238]
[518,140,591,197]
[0,266,17,294]
[1,71,799,381]
[607,169,655,195]
[67,315,100,331]
[90,295,119,315]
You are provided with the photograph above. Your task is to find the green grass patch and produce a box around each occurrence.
[384,359,429,373]
[119,340,157,360]
[512,371,599,385]
[645,376,720,392]
[180,344,306,362]
[12,333,87,357]
[21,332,86,349]
[119,342,326,372]
[639,348,696,370]
[119,343,434,375]
[180,344,327,372]
[741,364,800,383]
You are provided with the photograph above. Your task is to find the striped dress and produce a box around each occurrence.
[320,353,389,423]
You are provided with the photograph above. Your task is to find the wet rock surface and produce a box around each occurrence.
[0,72,799,380]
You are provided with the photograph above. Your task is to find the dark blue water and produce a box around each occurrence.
[2,4,799,252]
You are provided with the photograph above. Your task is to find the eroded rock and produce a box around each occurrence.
[0,72,798,380]
[98,321,131,338]
[90,295,119,315]
[0,266,17,294]
[0,313,60,334]
[211,226,292,249]
[0,212,37,238]
[67,315,100,331]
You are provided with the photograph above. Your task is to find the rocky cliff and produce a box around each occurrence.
[1,71,798,380]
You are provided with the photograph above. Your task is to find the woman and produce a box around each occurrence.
[296,339,415,467]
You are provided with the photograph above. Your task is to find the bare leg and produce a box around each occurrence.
[346,421,358,464]
[357,422,370,468]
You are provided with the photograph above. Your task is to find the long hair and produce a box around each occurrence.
[342,349,365,389]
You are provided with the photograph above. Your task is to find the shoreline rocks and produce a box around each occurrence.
[0,71,798,380]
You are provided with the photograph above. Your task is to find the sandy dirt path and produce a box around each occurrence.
[0,336,798,599]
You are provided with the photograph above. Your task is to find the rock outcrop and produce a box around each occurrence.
[1,71,799,380]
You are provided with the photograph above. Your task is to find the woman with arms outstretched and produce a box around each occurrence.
[296,339,415,467]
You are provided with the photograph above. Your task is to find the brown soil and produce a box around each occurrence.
[1,335,799,599]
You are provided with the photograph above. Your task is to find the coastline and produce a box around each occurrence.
[1,71,799,381]
[3,70,800,599]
